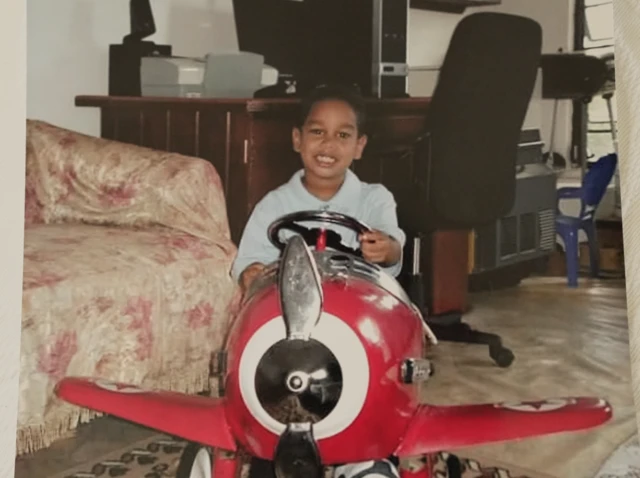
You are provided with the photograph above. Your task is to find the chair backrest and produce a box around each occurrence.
[414,12,542,230]
[581,152,618,219]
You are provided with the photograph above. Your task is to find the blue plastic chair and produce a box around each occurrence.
[556,153,618,287]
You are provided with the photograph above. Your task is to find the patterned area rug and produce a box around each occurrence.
[48,434,548,478]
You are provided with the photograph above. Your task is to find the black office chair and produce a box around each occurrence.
[400,12,543,368]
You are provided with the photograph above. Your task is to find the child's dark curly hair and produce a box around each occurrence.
[297,84,367,136]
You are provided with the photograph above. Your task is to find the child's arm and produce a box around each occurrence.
[361,186,406,277]
[360,230,402,266]
[231,196,281,285]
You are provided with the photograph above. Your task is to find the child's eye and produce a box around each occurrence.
[309,128,323,135]
[339,132,351,139]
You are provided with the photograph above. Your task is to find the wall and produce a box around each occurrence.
[0,0,25,475]
[27,0,239,136]
[407,0,576,161]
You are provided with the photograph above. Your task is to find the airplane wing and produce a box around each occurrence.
[395,397,611,456]
[55,377,237,451]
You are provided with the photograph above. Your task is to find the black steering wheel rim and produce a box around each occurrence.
[267,210,372,252]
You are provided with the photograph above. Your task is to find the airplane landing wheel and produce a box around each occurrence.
[176,443,212,478]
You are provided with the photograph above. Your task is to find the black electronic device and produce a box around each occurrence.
[540,52,609,100]
[108,0,172,97]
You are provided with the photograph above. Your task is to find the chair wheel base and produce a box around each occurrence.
[489,345,515,368]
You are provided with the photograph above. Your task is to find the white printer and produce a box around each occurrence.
[140,51,279,98]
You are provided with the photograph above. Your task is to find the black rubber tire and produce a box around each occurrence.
[446,454,463,478]
[176,443,212,478]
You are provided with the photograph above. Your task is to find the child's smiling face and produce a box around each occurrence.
[292,99,368,185]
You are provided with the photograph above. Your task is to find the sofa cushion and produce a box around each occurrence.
[19,223,240,452]
[24,120,235,252]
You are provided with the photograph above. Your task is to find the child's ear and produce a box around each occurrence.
[292,127,302,152]
[354,134,368,160]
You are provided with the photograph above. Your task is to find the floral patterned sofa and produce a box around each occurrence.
[18,120,240,455]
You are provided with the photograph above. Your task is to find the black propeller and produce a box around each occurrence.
[274,424,323,478]
[255,338,342,424]
[266,235,329,478]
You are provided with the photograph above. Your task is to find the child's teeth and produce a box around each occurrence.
[318,155,335,164]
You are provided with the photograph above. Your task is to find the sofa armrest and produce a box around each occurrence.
[25,120,235,252]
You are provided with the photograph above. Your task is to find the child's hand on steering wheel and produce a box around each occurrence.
[359,230,401,267]
[239,262,266,293]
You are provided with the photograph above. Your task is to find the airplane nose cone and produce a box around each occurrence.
[254,338,343,424]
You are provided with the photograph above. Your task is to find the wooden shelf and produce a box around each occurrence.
[410,0,501,14]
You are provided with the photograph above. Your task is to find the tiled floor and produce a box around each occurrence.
[14,277,635,478]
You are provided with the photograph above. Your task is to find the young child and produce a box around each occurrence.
[232,84,406,291]
[234,84,403,478]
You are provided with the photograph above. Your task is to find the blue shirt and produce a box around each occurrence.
[231,169,406,280]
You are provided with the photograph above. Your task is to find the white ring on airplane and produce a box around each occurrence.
[238,312,370,440]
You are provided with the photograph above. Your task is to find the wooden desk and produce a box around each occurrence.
[75,94,468,314]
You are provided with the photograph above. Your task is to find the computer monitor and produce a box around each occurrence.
[233,0,307,83]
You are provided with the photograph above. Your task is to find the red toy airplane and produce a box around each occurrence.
[56,211,612,478]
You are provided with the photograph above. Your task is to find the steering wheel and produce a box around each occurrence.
[267,211,372,256]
